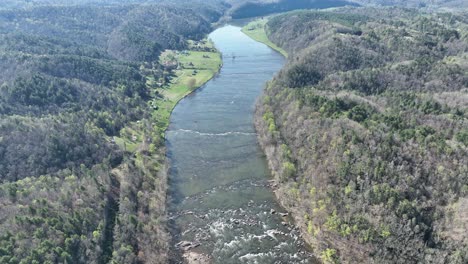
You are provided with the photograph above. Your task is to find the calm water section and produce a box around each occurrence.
[167,25,315,263]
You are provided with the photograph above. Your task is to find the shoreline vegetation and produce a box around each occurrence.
[112,38,222,261]
[115,39,222,154]
[242,18,288,58]
[246,8,468,263]
[1,1,466,263]
[242,17,325,262]
[155,40,222,131]
[242,16,318,258]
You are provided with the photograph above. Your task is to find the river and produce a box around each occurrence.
[166,25,315,263]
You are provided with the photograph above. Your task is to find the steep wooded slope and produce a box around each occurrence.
[228,0,358,19]
[0,2,222,263]
[349,0,468,9]
[255,7,468,263]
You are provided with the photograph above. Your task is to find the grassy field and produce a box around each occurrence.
[152,47,222,130]
[114,39,222,151]
[242,18,288,57]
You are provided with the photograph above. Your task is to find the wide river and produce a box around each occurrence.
[167,25,315,263]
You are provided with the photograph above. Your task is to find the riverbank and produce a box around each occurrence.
[114,39,222,149]
[247,7,468,263]
[109,39,222,263]
[166,25,315,263]
[241,18,288,58]
[241,18,327,261]
[243,17,356,263]
[254,97,334,263]
[152,40,222,131]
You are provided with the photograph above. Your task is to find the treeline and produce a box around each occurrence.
[255,7,468,263]
[0,2,223,263]
[0,4,220,62]
[229,0,358,19]
[348,0,468,9]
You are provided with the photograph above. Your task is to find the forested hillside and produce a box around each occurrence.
[0,2,223,263]
[254,7,468,263]
[226,0,468,19]
[228,0,358,19]
[0,0,227,10]
[349,0,468,9]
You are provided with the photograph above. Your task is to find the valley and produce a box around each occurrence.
[0,1,466,264]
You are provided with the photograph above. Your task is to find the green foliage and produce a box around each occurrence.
[4,74,79,107]
[307,220,314,234]
[297,90,367,119]
[344,184,353,195]
[281,144,292,159]
[284,64,323,87]
[0,169,112,263]
[0,116,119,182]
[263,109,278,134]
[455,130,468,145]
[347,105,370,123]
[267,9,368,35]
[0,1,224,263]
[380,225,391,238]
[370,184,399,206]
[325,211,341,232]
[320,248,338,264]
[257,6,468,264]
[282,162,296,180]
[231,0,357,19]
[241,19,288,57]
